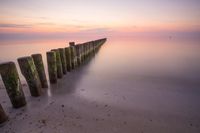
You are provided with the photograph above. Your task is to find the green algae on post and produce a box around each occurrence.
[69,42,77,69]
[31,54,48,88]
[18,56,42,97]
[51,49,63,78]
[58,48,67,74]
[70,45,77,69]
[65,47,72,72]
[0,104,8,124]
[47,51,57,84]
[0,62,27,108]
[79,44,84,62]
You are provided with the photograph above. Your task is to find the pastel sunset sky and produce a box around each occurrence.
[0,0,199,38]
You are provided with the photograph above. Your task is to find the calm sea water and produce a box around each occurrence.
[0,37,200,118]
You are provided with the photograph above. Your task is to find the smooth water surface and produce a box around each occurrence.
[0,37,200,133]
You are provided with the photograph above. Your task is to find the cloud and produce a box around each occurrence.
[63,24,86,29]
[80,28,112,33]
[35,22,55,26]
[0,23,32,28]
[38,17,49,20]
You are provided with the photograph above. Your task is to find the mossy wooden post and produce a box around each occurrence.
[0,62,26,108]
[90,42,93,55]
[80,44,84,62]
[92,41,95,53]
[65,47,72,72]
[75,45,81,66]
[0,104,8,124]
[87,42,90,58]
[88,42,91,55]
[69,42,77,68]
[18,56,42,97]
[92,41,95,52]
[70,46,76,69]
[79,44,83,64]
[94,41,97,51]
[86,42,88,59]
[83,43,87,61]
[81,44,84,61]
[85,43,88,59]
[51,49,63,78]
[84,43,87,59]
[93,42,96,54]
[31,54,48,88]
[58,48,67,74]
[46,51,57,84]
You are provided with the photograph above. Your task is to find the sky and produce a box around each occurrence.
[0,0,200,39]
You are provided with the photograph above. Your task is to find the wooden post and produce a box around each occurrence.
[81,44,84,62]
[70,46,76,69]
[69,42,77,68]
[46,51,57,84]
[80,44,84,62]
[0,62,26,108]
[92,41,95,53]
[88,42,91,55]
[83,43,87,61]
[75,44,81,66]
[65,47,72,72]
[31,54,48,88]
[86,43,89,59]
[58,48,67,74]
[18,56,42,97]
[0,104,8,124]
[51,49,63,78]
[69,42,75,46]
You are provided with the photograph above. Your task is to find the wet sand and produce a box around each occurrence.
[0,38,200,133]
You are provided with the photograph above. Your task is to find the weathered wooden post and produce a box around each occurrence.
[51,49,63,78]
[88,42,91,55]
[94,41,97,51]
[18,56,42,97]
[58,48,67,74]
[65,47,72,72]
[69,42,75,46]
[83,43,87,61]
[70,46,76,69]
[75,44,81,66]
[80,44,83,61]
[0,104,8,124]
[0,62,26,108]
[81,44,84,62]
[92,41,95,53]
[86,42,89,58]
[69,42,77,68]
[90,42,93,55]
[46,51,57,84]
[31,54,48,88]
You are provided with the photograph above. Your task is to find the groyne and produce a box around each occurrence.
[0,38,107,124]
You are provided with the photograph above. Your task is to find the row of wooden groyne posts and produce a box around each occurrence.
[0,38,107,124]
